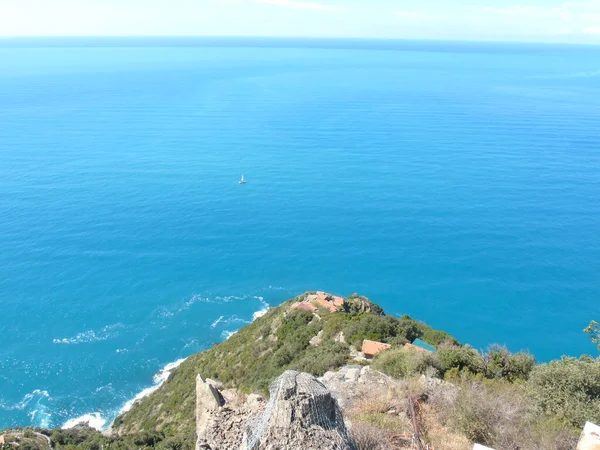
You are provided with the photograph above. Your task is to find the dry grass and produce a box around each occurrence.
[421,405,471,450]
[351,423,394,450]
[428,378,579,450]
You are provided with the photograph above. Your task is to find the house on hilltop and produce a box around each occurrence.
[291,291,345,313]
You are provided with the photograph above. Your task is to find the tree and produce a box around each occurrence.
[584,320,600,351]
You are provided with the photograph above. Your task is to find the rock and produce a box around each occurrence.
[242,371,354,450]
[343,368,360,383]
[206,378,224,391]
[419,375,458,403]
[320,365,395,409]
[246,394,265,412]
[196,376,225,449]
[333,332,346,344]
[348,346,366,361]
[195,371,354,450]
[309,330,324,346]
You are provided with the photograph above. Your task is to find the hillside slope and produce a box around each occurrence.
[111,292,454,437]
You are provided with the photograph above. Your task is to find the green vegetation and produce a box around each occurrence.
[529,356,600,427]
[372,347,441,378]
[112,293,453,437]
[373,343,535,382]
[371,341,600,448]
[584,320,600,350]
[3,294,599,450]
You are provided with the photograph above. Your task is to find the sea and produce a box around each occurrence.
[0,37,599,430]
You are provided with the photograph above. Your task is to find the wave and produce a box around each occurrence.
[211,316,224,328]
[0,389,52,428]
[253,297,270,321]
[154,293,254,320]
[119,357,187,414]
[53,323,124,345]
[211,315,250,329]
[0,389,50,411]
[59,358,187,431]
[62,413,106,431]
[267,285,287,291]
[222,330,237,340]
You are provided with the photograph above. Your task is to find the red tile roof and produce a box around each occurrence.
[293,292,346,314]
[292,302,318,312]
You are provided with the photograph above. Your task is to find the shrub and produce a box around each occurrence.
[396,315,421,343]
[372,348,441,379]
[346,294,385,315]
[351,423,390,450]
[156,432,195,450]
[343,314,422,346]
[529,356,600,427]
[343,315,399,344]
[422,328,458,347]
[481,345,536,382]
[386,335,409,347]
[437,346,482,376]
[292,341,350,376]
[431,378,579,450]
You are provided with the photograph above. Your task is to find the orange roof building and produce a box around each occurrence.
[294,302,318,312]
[291,291,346,314]
[362,340,392,357]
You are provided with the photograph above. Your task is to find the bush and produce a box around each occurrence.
[343,314,422,346]
[292,341,350,376]
[433,378,578,449]
[346,294,385,315]
[481,345,536,382]
[422,328,458,347]
[437,346,481,376]
[529,356,600,427]
[372,348,441,379]
[156,433,195,450]
[351,423,390,450]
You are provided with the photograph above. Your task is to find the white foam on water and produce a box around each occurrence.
[0,389,52,428]
[53,324,124,345]
[60,358,188,430]
[267,285,286,291]
[119,357,187,414]
[62,413,106,431]
[211,316,224,328]
[222,330,237,340]
[1,389,50,411]
[253,297,270,321]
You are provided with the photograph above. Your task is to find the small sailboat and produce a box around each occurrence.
[239,174,247,184]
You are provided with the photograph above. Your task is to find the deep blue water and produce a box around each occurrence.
[1,38,599,430]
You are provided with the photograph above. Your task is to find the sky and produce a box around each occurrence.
[1,0,600,44]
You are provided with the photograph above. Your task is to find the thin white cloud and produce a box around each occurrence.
[482,3,600,30]
[393,11,420,18]
[583,25,600,33]
[256,0,339,11]
[482,6,533,16]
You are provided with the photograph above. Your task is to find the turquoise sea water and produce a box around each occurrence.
[1,38,599,429]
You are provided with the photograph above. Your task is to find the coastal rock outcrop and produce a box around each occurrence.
[195,371,354,450]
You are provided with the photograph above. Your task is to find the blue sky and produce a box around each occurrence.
[1,0,600,43]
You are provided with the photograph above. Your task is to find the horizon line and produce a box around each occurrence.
[1,35,599,48]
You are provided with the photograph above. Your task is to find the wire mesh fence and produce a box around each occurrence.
[241,370,355,450]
